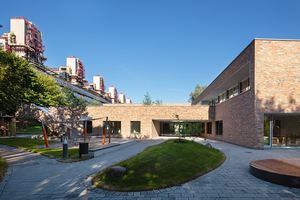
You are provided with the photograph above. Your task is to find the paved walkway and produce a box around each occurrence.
[0,137,299,200]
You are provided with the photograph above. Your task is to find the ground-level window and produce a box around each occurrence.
[103,121,121,134]
[216,121,223,135]
[87,121,92,133]
[201,123,205,134]
[131,121,141,134]
[207,122,212,134]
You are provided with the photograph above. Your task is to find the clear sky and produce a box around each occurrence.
[1,0,299,103]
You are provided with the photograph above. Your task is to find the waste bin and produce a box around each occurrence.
[79,142,89,158]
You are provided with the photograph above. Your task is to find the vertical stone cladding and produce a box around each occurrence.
[213,41,257,148]
[254,39,300,146]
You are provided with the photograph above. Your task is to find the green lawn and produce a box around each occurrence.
[0,138,79,159]
[92,139,225,191]
[17,125,43,134]
[0,157,8,183]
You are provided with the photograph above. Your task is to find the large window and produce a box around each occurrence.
[228,85,239,99]
[103,121,121,134]
[213,77,250,105]
[207,122,212,134]
[216,121,223,135]
[87,121,92,133]
[131,121,141,134]
[201,123,205,134]
[218,92,226,103]
[240,78,250,93]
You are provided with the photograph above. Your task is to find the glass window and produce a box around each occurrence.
[201,123,205,134]
[207,122,212,134]
[87,121,92,133]
[131,121,140,134]
[218,92,226,103]
[216,121,223,135]
[228,85,239,99]
[103,121,121,134]
[240,78,250,93]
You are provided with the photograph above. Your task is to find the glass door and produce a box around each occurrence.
[264,116,271,147]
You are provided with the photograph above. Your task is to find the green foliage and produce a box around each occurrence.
[0,51,36,115]
[143,92,163,106]
[154,99,162,105]
[0,51,69,115]
[0,157,8,183]
[143,92,152,105]
[17,125,43,134]
[189,84,207,102]
[0,138,78,158]
[170,114,202,142]
[62,87,88,106]
[93,139,224,191]
[8,122,16,135]
[89,100,101,106]
[24,71,67,106]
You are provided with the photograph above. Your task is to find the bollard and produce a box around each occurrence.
[63,137,68,158]
[79,142,88,159]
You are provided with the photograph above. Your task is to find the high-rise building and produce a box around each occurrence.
[0,17,46,64]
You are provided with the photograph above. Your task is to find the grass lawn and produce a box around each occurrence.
[0,138,80,159]
[92,139,225,191]
[17,125,43,134]
[0,157,8,183]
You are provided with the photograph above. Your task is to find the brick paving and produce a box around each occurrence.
[0,137,299,200]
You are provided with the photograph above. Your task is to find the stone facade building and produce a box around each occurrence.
[16,39,300,149]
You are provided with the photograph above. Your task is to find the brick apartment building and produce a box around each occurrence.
[17,39,300,149]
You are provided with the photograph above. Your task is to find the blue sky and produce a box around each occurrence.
[1,0,300,103]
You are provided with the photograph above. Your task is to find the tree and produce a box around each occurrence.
[0,51,36,115]
[0,50,69,115]
[170,114,202,142]
[143,92,163,106]
[62,87,88,106]
[143,92,152,105]
[189,84,207,102]
[154,99,162,105]
[24,71,67,106]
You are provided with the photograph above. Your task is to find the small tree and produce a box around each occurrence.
[62,87,88,106]
[143,92,152,106]
[154,99,162,105]
[170,114,202,142]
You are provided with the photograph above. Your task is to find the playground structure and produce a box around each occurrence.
[0,114,16,136]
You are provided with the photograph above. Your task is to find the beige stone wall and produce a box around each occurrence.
[16,104,210,139]
[87,104,211,138]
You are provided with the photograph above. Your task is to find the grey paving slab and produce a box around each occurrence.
[0,137,300,199]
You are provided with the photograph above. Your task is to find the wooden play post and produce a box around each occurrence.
[102,117,108,145]
[84,121,87,141]
[109,120,111,144]
[41,121,49,148]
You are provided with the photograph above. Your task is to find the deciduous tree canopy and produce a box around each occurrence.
[189,84,207,102]
[0,51,68,115]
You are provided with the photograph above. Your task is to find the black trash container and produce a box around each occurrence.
[79,142,89,158]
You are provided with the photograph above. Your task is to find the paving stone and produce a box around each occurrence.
[0,139,299,200]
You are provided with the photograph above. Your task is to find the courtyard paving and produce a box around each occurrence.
[0,137,299,200]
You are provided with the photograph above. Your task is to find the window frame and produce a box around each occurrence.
[215,121,223,135]
[131,121,141,134]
